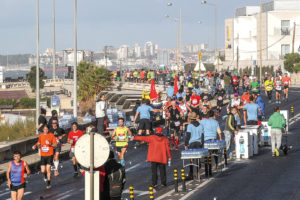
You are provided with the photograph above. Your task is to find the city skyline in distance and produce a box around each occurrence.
[0,0,258,54]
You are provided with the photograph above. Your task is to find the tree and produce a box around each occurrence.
[77,61,112,102]
[26,66,46,92]
[284,53,300,73]
[184,63,196,72]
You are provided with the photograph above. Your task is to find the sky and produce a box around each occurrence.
[0,0,261,54]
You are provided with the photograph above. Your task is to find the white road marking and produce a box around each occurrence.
[54,190,74,198]
[156,160,227,200]
[57,194,71,200]
[5,192,32,200]
[126,163,142,172]
[0,191,10,197]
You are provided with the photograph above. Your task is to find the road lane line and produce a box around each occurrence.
[126,163,142,172]
[0,191,10,197]
[57,194,71,200]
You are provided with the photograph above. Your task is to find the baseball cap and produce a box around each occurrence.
[155,127,163,134]
[234,93,239,97]
[203,96,208,100]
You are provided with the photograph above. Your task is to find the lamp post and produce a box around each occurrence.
[201,1,217,67]
[73,0,78,118]
[166,15,179,73]
[168,3,182,74]
[259,0,263,84]
[52,0,56,80]
[36,0,40,133]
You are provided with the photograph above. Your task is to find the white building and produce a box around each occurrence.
[134,44,141,58]
[144,41,154,57]
[117,45,129,59]
[224,0,300,70]
[63,49,84,66]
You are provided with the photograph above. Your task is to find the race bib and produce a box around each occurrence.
[192,99,198,104]
[266,86,272,90]
[276,86,281,90]
[71,147,75,153]
[284,81,288,85]
[56,137,60,143]
[118,134,126,141]
[42,145,49,153]
[218,96,223,101]
[175,121,181,127]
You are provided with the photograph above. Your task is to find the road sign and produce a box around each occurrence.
[74,134,110,168]
[51,95,60,115]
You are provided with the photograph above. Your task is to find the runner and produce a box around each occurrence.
[134,99,161,135]
[282,73,291,102]
[231,73,239,94]
[227,93,241,112]
[264,76,274,103]
[68,122,84,177]
[168,101,183,150]
[241,90,251,106]
[201,96,212,111]
[189,90,202,116]
[215,84,226,116]
[199,105,210,120]
[250,77,260,95]
[32,125,57,189]
[50,118,66,176]
[111,118,133,167]
[274,75,283,104]
[6,151,31,200]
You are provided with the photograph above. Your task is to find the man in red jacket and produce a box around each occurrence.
[133,127,171,188]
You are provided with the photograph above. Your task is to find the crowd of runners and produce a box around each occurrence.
[6,69,291,200]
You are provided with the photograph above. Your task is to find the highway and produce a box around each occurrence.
[0,88,300,200]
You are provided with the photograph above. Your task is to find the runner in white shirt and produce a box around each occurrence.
[274,75,282,104]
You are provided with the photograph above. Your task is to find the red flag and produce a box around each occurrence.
[150,79,158,101]
[174,75,178,95]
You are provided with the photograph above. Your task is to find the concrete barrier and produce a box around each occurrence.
[0,136,38,162]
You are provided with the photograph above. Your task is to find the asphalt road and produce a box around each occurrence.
[0,88,299,200]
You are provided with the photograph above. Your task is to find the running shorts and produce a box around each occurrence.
[138,119,151,131]
[41,156,53,166]
[10,183,26,192]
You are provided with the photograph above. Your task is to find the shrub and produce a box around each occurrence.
[0,118,36,142]
[19,98,36,108]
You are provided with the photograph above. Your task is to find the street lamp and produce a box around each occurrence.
[73,0,78,118]
[167,2,182,74]
[52,0,56,80]
[165,15,180,71]
[201,0,217,66]
[36,0,40,134]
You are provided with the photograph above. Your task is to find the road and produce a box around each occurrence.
[0,88,300,200]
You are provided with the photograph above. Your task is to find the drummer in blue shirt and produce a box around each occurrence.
[200,110,222,141]
[200,110,222,173]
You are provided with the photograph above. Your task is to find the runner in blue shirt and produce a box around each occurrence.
[134,99,162,135]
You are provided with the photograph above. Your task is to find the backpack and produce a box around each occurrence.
[106,160,126,197]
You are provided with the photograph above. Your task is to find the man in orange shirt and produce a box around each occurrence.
[282,73,291,102]
[32,126,57,189]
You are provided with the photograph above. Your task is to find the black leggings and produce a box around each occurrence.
[267,90,272,100]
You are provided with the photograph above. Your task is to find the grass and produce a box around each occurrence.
[0,118,36,142]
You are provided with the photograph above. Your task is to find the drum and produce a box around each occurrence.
[181,148,209,159]
[204,140,226,150]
